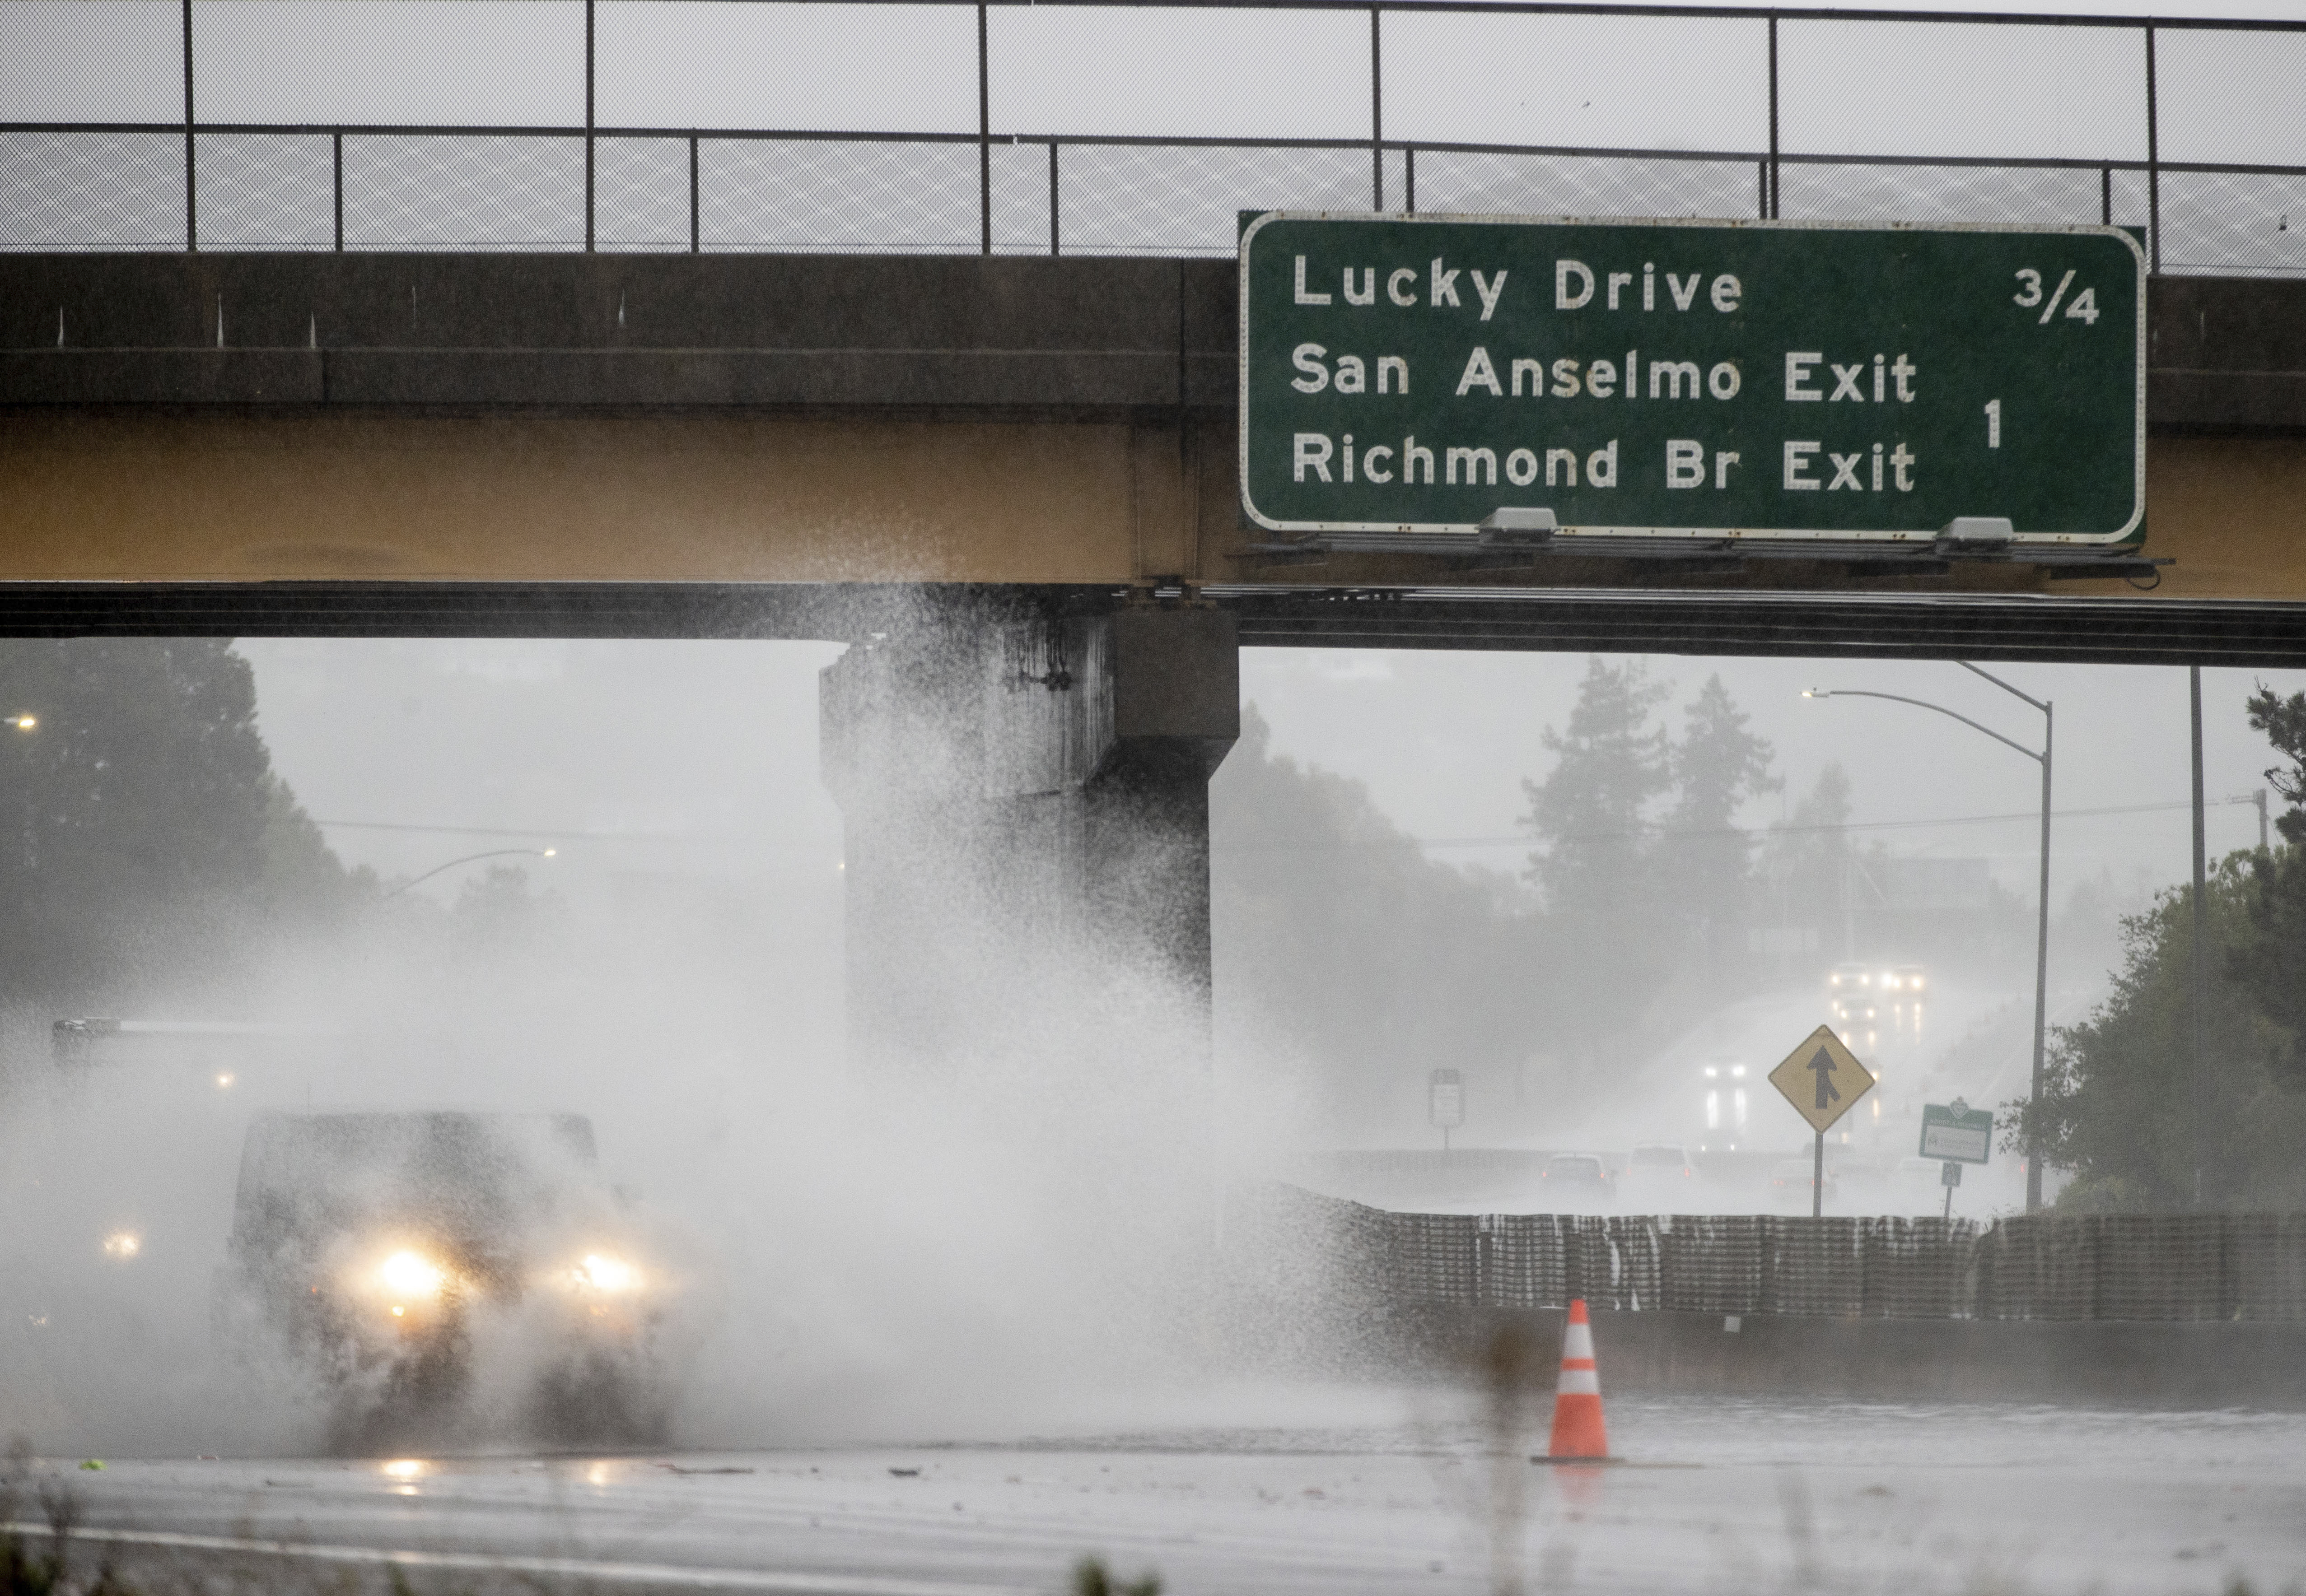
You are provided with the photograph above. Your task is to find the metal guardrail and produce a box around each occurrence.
[1249,1186,2306,1321]
[0,1,2302,272]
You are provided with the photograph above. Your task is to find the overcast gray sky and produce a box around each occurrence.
[237,639,2304,947]
[7,1,2302,156]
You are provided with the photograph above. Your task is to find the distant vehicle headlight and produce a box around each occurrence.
[570,1253,640,1294]
[378,1250,447,1300]
[101,1231,141,1260]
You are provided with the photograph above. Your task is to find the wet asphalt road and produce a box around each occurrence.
[14,1393,2306,1596]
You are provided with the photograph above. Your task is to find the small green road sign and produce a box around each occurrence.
[1238,214,2144,543]
[1920,1099,1993,1164]
[1429,1068,1464,1129]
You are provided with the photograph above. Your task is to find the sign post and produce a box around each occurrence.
[1767,1025,1876,1218]
[1920,1098,1993,1219]
[1239,215,2143,545]
[1429,1068,1464,1152]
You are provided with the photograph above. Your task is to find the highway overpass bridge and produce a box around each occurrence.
[1,248,2301,1070]
[1,251,2301,653]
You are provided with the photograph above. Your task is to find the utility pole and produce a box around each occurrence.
[2190,667,2207,1208]
[2033,696,2053,1212]
[1840,850,1854,959]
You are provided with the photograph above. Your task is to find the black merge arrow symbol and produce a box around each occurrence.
[1808,1047,1842,1112]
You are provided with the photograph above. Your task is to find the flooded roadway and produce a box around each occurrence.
[15,1391,2304,1596]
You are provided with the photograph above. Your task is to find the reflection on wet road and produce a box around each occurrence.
[19,1393,2306,1595]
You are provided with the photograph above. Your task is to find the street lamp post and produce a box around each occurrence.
[1805,665,2054,1211]
[9,714,37,876]
[383,846,556,898]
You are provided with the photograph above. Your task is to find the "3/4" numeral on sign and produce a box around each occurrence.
[2012,269,2099,325]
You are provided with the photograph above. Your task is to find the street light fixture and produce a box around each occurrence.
[9,715,35,731]
[383,846,557,899]
[1806,664,2054,1211]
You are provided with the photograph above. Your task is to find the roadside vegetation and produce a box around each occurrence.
[2017,685,2306,1210]
[1214,659,2042,1144]
[0,638,559,1069]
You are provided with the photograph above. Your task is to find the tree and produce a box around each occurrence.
[451,862,561,954]
[2234,684,2306,1088]
[1211,705,1548,1141]
[1660,675,1780,978]
[2015,684,2306,1210]
[261,772,373,926]
[2019,860,2306,1211]
[1520,658,1672,926]
[1515,658,1676,1050]
[2244,682,2306,846]
[1760,763,1854,959]
[0,638,364,1022]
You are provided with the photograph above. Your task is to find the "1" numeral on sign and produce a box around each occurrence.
[1985,399,2001,448]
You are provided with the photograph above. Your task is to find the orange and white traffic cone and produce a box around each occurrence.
[1545,1298,1610,1460]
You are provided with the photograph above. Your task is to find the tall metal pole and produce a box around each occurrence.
[584,0,595,253]
[977,0,992,255]
[2190,666,2207,1206]
[2028,701,2052,1212]
[2145,22,2161,276]
[1811,1129,1824,1219]
[181,0,197,252]
[1766,15,1780,220]
[1369,4,1384,212]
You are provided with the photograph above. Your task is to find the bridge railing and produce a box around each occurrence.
[1,1,2301,275]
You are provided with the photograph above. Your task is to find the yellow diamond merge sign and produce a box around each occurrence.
[1768,1025,1876,1135]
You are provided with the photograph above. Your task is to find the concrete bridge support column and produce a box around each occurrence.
[819,604,1238,1089]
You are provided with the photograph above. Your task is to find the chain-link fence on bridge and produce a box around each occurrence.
[1239,1185,2306,1322]
[1,0,2302,273]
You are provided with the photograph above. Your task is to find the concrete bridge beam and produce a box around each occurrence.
[819,603,1237,1086]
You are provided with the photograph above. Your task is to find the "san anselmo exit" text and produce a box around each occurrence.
[1277,253,1922,497]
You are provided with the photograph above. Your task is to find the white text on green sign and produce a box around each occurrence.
[1238,214,2144,541]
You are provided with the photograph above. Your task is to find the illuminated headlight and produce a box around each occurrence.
[570,1253,640,1294]
[378,1251,447,1299]
[1829,974,1841,986]
[102,1231,141,1260]
[1703,1066,1718,1079]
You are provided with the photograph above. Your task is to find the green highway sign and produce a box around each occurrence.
[1238,214,2144,543]
[1919,1100,1993,1164]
